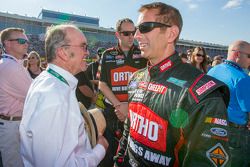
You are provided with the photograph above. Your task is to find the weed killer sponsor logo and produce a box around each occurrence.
[196,80,216,95]
[111,66,138,86]
[210,128,227,137]
[206,143,229,167]
[113,71,133,82]
[112,86,128,91]
[159,59,173,72]
[128,137,172,166]
[129,103,168,152]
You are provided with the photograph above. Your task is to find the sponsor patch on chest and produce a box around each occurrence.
[138,82,167,94]
[111,66,138,86]
[129,103,168,152]
[159,59,173,72]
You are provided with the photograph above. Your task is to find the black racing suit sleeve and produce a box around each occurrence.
[183,90,231,166]
[114,118,130,167]
[99,53,108,83]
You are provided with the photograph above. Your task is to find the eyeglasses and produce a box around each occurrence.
[119,31,136,36]
[62,44,88,52]
[196,54,205,57]
[8,38,29,44]
[136,22,172,34]
[232,50,250,58]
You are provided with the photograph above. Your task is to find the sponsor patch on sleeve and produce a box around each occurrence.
[205,117,228,126]
[196,80,216,95]
[206,143,229,167]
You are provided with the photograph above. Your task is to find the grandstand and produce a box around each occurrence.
[0,9,227,58]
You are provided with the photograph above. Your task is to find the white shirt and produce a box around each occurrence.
[20,64,105,167]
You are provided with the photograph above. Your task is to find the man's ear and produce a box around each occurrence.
[115,31,120,39]
[166,25,180,43]
[3,40,9,48]
[56,47,68,61]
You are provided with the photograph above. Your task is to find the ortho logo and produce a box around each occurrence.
[129,102,168,152]
[111,66,138,86]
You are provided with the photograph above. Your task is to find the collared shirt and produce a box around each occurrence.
[0,54,32,116]
[208,60,250,125]
[19,64,105,167]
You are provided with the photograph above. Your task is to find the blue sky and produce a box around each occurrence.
[0,0,249,45]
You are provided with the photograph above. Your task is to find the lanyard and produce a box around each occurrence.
[224,60,243,72]
[0,55,15,61]
[47,68,69,86]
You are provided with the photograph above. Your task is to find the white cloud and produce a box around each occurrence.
[222,0,243,9]
[188,3,199,10]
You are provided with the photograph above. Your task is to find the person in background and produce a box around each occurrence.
[87,47,106,110]
[114,2,231,167]
[19,24,108,167]
[98,18,147,167]
[211,55,223,68]
[0,43,3,55]
[27,51,44,79]
[190,46,208,73]
[0,27,32,167]
[186,48,193,62]
[75,71,97,109]
[179,52,188,63]
[208,40,250,167]
[87,47,106,91]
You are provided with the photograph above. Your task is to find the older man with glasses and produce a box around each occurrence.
[208,40,250,167]
[0,28,32,167]
[114,2,231,167]
[98,18,147,167]
[19,24,108,167]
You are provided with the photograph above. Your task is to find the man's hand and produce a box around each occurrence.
[97,135,109,150]
[114,102,128,122]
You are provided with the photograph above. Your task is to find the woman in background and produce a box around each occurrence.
[27,51,43,79]
[190,47,208,73]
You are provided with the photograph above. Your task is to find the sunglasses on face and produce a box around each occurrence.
[196,54,205,57]
[136,22,172,34]
[28,57,36,60]
[8,38,29,44]
[119,31,136,36]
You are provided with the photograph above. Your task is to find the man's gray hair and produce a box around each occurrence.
[45,24,78,63]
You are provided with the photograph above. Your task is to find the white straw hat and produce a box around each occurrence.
[79,103,106,147]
